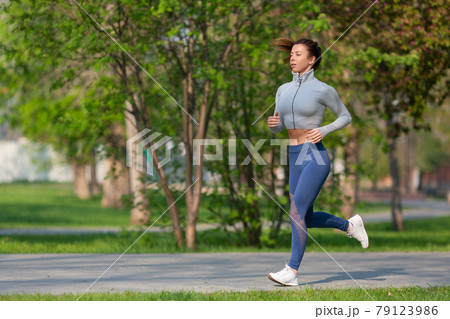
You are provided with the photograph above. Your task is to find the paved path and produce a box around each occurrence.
[1,252,448,295]
[0,200,448,235]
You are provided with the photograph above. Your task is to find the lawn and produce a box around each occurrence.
[0,285,447,301]
[0,182,129,228]
[0,182,416,229]
[1,182,448,254]
[1,216,449,253]
[1,183,448,301]
[0,182,231,228]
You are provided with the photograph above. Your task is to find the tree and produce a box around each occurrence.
[205,0,352,246]
[321,0,449,230]
[0,2,129,202]
[2,0,276,249]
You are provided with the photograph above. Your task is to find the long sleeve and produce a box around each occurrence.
[316,84,352,138]
[269,86,285,134]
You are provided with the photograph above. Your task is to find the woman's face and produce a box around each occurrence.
[290,44,315,74]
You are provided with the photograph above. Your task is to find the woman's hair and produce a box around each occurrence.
[271,38,322,70]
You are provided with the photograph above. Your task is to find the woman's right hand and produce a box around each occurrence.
[268,111,280,128]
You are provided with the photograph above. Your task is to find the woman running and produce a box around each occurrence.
[267,38,369,286]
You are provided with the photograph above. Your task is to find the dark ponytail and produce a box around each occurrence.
[271,38,322,70]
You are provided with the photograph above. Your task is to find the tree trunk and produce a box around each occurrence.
[384,91,404,231]
[147,141,184,248]
[71,159,91,200]
[102,156,117,207]
[182,36,199,250]
[371,141,378,191]
[124,97,183,244]
[342,125,359,219]
[129,165,150,225]
[405,133,417,194]
[325,147,336,189]
[355,149,361,203]
[185,222,197,250]
[102,155,130,208]
[102,122,131,208]
[388,138,404,231]
[125,100,150,226]
[90,149,101,196]
[269,148,288,242]
[244,164,261,247]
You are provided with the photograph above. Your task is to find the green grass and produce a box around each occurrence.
[0,182,420,230]
[1,216,449,253]
[0,285,447,301]
[1,182,448,254]
[0,182,227,228]
[0,182,130,228]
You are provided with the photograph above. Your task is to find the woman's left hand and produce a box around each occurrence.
[306,128,323,144]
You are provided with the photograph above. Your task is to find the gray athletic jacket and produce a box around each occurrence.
[269,68,352,138]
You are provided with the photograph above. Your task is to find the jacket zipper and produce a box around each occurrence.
[291,78,302,129]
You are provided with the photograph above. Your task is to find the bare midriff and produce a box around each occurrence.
[287,129,313,145]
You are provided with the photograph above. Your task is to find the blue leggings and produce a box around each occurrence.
[287,141,349,271]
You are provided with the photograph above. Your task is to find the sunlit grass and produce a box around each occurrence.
[0,182,129,228]
[0,285,447,301]
[0,182,421,229]
[1,216,449,253]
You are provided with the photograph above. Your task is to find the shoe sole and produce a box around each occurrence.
[354,214,369,249]
[267,274,298,286]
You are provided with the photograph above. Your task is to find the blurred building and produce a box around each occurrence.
[0,137,73,182]
[420,163,450,198]
[0,121,104,182]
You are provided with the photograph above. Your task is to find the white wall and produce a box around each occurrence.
[0,137,105,183]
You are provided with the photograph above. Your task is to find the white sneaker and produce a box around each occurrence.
[268,262,298,286]
[346,214,369,249]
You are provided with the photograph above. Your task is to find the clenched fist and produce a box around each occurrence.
[268,111,280,128]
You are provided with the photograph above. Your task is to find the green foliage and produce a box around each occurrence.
[1,1,447,244]
[349,1,448,138]
[358,136,389,186]
[416,130,450,172]
[0,1,129,164]
[314,169,345,218]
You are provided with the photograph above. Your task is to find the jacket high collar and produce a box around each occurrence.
[292,68,315,84]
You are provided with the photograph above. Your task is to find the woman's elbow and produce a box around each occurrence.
[346,114,352,125]
[270,127,281,134]
[269,124,283,134]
